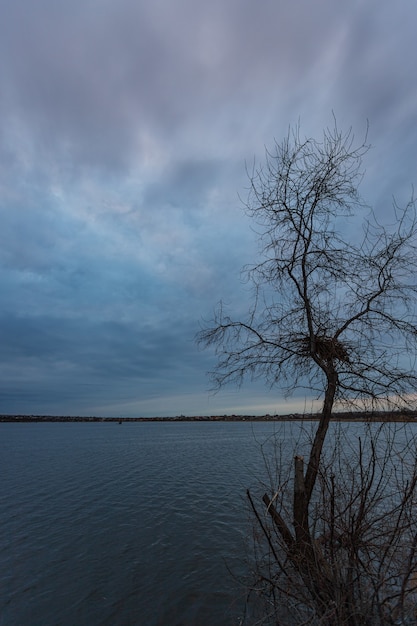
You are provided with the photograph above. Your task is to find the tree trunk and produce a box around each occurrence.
[304,367,338,504]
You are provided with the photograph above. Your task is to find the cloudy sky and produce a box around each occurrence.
[0,0,416,417]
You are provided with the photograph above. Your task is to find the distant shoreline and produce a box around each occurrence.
[1,412,417,423]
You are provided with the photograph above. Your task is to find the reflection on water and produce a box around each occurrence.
[1,420,413,625]
[0,421,282,625]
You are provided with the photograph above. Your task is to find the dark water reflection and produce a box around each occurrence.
[2,420,414,625]
[0,421,292,625]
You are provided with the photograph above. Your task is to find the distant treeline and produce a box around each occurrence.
[1,411,417,423]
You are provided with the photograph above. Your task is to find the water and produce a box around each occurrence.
[0,420,297,626]
[4,420,413,626]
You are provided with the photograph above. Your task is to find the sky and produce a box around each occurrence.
[0,0,416,417]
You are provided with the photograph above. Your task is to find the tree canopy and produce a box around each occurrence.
[198,123,417,413]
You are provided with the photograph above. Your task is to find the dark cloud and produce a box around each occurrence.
[0,0,416,415]
[0,311,205,414]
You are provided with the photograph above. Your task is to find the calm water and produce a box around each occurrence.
[4,420,411,626]
[0,420,301,626]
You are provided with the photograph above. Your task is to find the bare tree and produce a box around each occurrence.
[197,123,417,624]
[245,421,417,625]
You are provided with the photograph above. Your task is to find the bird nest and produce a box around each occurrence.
[299,335,350,363]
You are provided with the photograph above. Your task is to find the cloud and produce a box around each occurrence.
[0,0,416,415]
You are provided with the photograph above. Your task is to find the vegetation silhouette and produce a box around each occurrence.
[198,121,417,624]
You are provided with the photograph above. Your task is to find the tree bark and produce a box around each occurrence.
[304,367,338,504]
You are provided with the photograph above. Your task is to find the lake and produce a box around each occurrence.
[1,420,308,626]
[3,419,412,625]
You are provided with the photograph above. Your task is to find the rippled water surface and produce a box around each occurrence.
[1,420,305,626]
